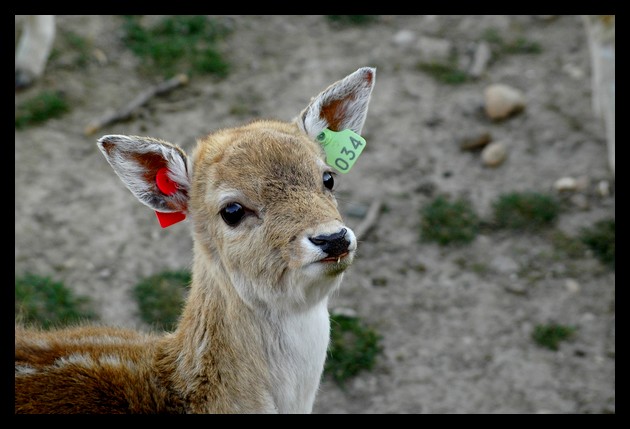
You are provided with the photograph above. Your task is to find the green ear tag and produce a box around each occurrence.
[316,128,367,174]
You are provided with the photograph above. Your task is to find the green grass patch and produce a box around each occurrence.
[15,274,96,329]
[532,323,576,351]
[325,313,381,385]
[15,91,70,129]
[416,60,468,85]
[132,270,191,331]
[325,15,379,26]
[421,196,479,245]
[550,230,588,259]
[492,192,560,231]
[580,219,615,269]
[122,15,230,78]
[503,37,542,54]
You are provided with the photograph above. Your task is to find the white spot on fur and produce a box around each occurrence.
[54,353,95,369]
[15,364,38,375]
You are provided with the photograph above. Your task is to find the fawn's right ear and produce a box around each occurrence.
[97,135,191,218]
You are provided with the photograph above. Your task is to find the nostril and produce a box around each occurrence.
[309,228,349,258]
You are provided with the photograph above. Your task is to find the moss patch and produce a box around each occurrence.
[15,274,96,329]
[132,270,191,331]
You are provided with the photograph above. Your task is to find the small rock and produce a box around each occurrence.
[503,281,528,295]
[565,279,580,293]
[92,48,108,66]
[468,42,492,78]
[597,180,610,197]
[393,30,416,48]
[416,36,453,63]
[484,84,526,120]
[554,177,578,192]
[481,141,507,167]
[562,63,585,80]
[460,131,492,151]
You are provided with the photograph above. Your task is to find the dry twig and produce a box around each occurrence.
[84,74,189,136]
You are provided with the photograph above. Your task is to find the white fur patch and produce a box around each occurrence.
[265,302,331,413]
[15,364,38,376]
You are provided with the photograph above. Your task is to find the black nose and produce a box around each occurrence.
[309,228,349,258]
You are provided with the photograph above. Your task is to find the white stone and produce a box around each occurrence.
[481,141,507,167]
[484,84,526,120]
[597,180,610,197]
[393,30,416,47]
[554,177,577,192]
[469,42,491,78]
[565,279,580,293]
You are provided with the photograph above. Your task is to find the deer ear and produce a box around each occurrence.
[97,135,191,214]
[297,67,375,140]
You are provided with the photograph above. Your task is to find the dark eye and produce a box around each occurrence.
[220,202,245,226]
[323,172,334,190]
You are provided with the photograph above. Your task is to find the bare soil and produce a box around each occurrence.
[15,15,615,414]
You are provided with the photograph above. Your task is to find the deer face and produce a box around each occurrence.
[189,121,356,310]
[98,67,374,312]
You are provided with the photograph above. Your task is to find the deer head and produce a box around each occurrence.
[97,67,375,313]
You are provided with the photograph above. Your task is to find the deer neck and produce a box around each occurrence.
[160,245,333,414]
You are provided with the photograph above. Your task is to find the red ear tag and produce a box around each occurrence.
[156,167,179,195]
[154,167,186,228]
[155,211,186,228]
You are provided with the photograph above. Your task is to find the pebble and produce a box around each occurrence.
[597,180,610,197]
[459,131,492,151]
[562,63,585,80]
[468,42,492,78]
[565,279,580,293]
[393,30,416,48]
[484,84,526,120]
[481,141,507,167]
[554,177,577,192]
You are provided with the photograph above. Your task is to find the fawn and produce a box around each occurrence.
[15,67,376,413]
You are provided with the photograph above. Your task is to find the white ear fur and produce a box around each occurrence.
[297,67,375,140]
[97,135,191,213]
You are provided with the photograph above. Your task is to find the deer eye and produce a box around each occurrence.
[323,172,334,190]
[220,203,246,226]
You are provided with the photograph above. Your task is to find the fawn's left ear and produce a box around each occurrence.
[297,67,375,140]
[97,135,191,222]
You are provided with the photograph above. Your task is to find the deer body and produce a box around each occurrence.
[15,67,375,413]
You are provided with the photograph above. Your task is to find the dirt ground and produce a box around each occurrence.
[15,15,615,414]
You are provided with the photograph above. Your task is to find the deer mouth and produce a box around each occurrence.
[319,251,350,263]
